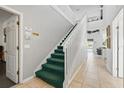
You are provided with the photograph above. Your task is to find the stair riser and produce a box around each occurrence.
[42,67,64,77]
[57,46,63,49]
[35,70,64,88]
[55,50,64,54]
[47,58,64,63]
[51,54,64,59]
[47,61,64,66]
[36,75,63,88]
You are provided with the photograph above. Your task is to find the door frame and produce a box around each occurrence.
[117,24,119,77]
[112,8,124,78]
[0,5,23,83]
[117,9,124,78]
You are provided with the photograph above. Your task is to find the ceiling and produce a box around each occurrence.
[69,5,105,32]
[69,5,102,20]
[0,9,13,23]
[70,5,100,12]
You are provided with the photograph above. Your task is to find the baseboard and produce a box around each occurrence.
[10,75,35,88]
[66,62,84,87]
[22,75,35,83]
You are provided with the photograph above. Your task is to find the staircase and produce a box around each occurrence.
[35,24,77,88]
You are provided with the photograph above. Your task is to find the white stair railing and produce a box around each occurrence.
[63,15,87,87]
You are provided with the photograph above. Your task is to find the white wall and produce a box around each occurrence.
[71,16,87,74]
[103,5,123,28]
[70,5,100,21]
[105,49,112,73]
[0,9,13,23]
[8,5,73,80]
[56,5,76,24]
[63,16,87,86]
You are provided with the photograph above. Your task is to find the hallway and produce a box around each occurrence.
[14,50,123,88]
[69,51,123,88]
[1,5,122,88]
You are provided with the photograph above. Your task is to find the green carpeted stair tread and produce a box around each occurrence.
[42,63,64,73]
[51,53,64,57]
[51,53,64,59]
[47,58,64,63]
[55,49,63,51]
[35,70,63,88]
[55,49,64,53]
[47,58,64,66]
[35,70,64,80]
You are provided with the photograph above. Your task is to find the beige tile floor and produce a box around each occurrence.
[15,51,123,88]
[15,78,54,88]
[69,52,123,88]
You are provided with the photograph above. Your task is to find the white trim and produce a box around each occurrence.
[67,63,84,88]
[63,15,87,88]
[0,6,22,15]
[0,5,24,83]
[10,84,18,88]
[11,75,35,88]
[22,75,35,83]
[112,8,124,78]
[50,5,75,25]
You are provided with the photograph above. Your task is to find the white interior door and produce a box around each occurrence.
[118,9,123,78]
[6,16,19,83]
[112,9,124,78]
[112,15,118,77]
